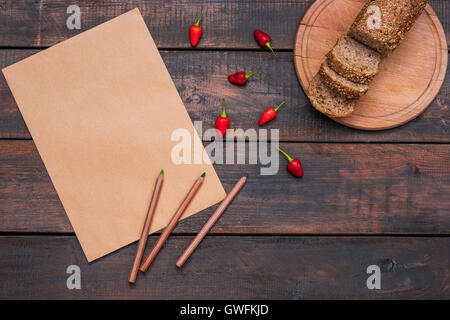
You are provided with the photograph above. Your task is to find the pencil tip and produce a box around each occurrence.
[201,172,206,178]
[160,169,164,175]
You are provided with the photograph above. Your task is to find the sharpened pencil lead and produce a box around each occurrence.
[160,169,164,175]
[201,172,206,178]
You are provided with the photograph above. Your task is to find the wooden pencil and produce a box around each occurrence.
[176,175,247,268]
[139,172,206,272]
[128,169,164,283]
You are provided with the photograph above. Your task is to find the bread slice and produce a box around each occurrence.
[319,62,369,99]
[307,74,356,118]
[327,36,381,85]
[348,0,427,56]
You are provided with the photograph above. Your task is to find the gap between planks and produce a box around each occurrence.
[1,138,450,145]
[1,232,449,238]
[0,46,448,53]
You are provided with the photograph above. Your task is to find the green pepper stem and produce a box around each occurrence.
[274,101,286,112]
[194,10,204,26]
[221,98,227,118]
[265,41,276,55]
[245,70,260,80]
[278,148,293,163]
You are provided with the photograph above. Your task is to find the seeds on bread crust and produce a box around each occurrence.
[348,0,428,56]
[307,74,355,118]
[319,62,369,99]
[327,36,381,85]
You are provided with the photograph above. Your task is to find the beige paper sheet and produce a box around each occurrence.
[3,8,226,262]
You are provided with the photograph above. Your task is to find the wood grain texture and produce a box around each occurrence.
[0,235,448,299]
[1,50,449,141]
[0,0,447,50]
[294,0,448,130]
[0,0,448,301]
[1,140,449,235]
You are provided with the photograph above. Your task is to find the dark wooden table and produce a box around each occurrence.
[0,0,449,299]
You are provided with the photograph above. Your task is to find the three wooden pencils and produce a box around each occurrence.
[128,170,246,284]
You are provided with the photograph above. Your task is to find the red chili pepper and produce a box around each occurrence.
[215,99,230,137]
[259,101,286,126]
[189,10,204,47]
[278,148,303,178]
[253,29,276,55]
[228,71,259,86]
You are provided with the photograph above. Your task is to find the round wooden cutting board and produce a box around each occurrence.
[294,0,447,130]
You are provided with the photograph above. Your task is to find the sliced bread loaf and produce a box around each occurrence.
[348,0,427,56]
[307,74,356,118]
[319,62,369,99]
[327,36,381,84]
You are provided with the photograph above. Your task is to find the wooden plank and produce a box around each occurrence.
[1,140,449,235]
[0,235,448,299]
[1,50,449,141]
[0,0,448,50]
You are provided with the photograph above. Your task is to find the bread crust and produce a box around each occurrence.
[348,0,427,56]
[319,63,369,99]
[307,74,355,118]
